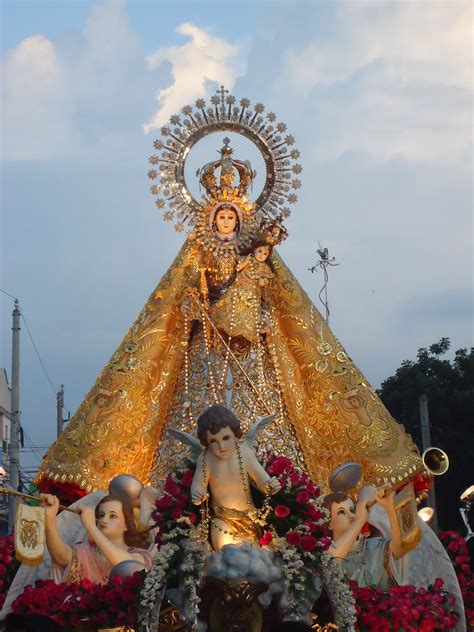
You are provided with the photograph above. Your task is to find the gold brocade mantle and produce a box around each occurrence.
[36,239,421,493]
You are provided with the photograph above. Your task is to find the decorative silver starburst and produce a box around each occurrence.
[147,86,303,234]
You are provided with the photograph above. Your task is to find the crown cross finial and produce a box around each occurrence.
[217,85,229,106]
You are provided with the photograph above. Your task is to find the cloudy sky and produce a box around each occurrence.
[1,0,472,478]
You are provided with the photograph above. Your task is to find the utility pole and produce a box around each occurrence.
[8,300,21,532]
[419,394,438,531]
[56,384,69,438]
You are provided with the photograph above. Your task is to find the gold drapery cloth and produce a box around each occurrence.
[35,240,421,493]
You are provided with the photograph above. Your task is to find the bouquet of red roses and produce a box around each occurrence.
[258,453,331,555]
[152,459,198,549]
[440,530,474,628]
[12,573,143,630]
[352,579,460,631]
[0,534,19,609]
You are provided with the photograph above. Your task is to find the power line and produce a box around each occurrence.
[0,288,18,301]
[19,309,58,398]
[1,289,71,412]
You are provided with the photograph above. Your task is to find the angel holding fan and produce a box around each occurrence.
[169,404,281,550]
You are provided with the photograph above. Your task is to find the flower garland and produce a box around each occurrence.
[320,552,357,631]
[0,534,20,610]
[256,454,357,628]
[139,460,209,632]
[138,541,179,631]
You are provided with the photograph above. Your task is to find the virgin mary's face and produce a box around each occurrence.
[215,208,238,236]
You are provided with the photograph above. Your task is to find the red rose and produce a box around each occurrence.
[300,535,317,552]
[274,504,290,518]
[171,507,183,520]
[176,493,189,507]
[289,472,300,486]
[181,469,194,488]
[156,495,172,510]
[259,531,273,546]
[287,531,301,546]
[448,541,459,553]
[296,490,310,505]
[271,457,291,475]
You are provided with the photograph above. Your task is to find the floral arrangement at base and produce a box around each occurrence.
[0,534,20,610]
[439,530,474,628]
[139,452,356,630]
[352,579,460,631]
[11,574,143,630]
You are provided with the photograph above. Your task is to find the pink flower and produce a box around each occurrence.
[274,504,290,518]
[259,531,273,546]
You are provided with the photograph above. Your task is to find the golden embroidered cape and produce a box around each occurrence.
[36,240,421,494]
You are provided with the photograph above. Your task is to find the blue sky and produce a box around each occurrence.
[1,0,472,478]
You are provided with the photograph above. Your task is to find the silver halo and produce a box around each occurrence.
[148,87,302,232]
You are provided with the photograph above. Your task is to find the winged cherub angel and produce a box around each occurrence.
[169,404,281,550]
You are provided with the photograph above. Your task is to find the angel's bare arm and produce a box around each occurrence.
[243,445,280,494]
[191,452,209,505]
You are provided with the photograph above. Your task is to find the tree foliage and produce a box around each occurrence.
[377,338,474,531]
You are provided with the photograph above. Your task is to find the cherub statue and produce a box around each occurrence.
[322,488,467,627]
[40,493,152,584]
[323,488,406,589]
[169,404,281,550]
[210,240,274,344]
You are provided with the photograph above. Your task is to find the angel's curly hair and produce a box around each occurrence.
[197,404,243,446]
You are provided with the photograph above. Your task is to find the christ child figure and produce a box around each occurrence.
[210,240,274,344]
[190,404,281,550]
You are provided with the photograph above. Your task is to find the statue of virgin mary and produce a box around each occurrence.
[35,90,422,501]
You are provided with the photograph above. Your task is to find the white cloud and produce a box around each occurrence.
[273,0,472,163]
[0,0,146,162]
[1,34,73,160]
[143,23,244,132]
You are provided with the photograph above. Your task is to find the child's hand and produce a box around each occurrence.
[266,477,281,495]
[79,505,97,530]
[355,499,369,523]
[40,494,59,518]
[374,487,395,509]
